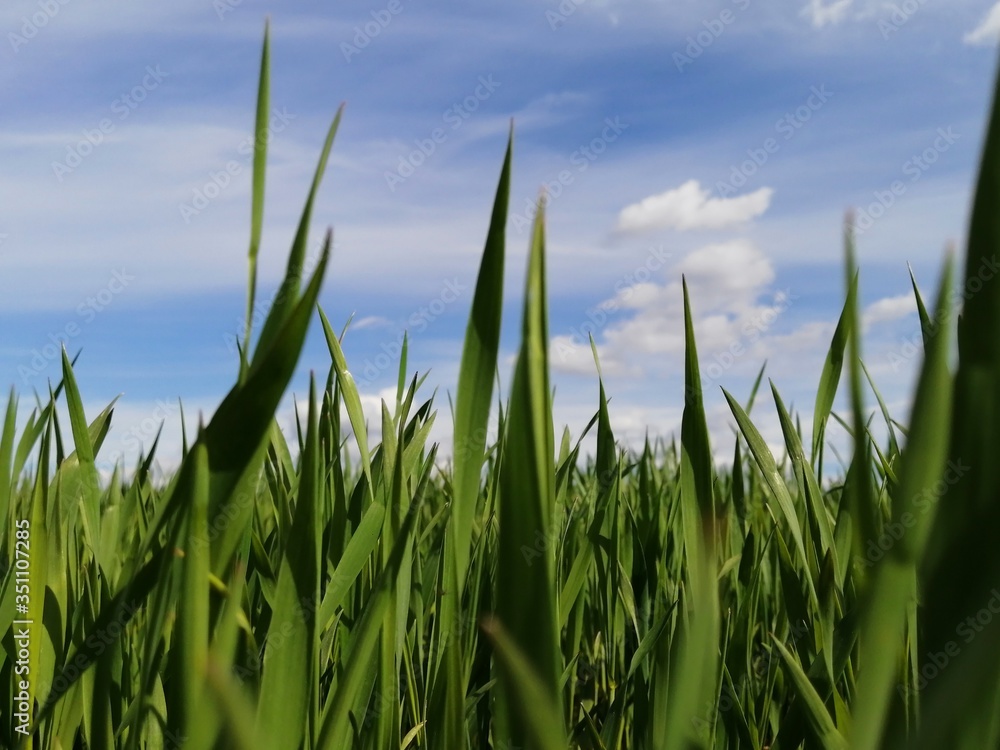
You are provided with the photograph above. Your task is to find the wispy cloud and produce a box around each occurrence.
[802,0,854,28]
[964,2,1000,45]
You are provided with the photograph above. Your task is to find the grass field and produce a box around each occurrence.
[3,26,1000,750]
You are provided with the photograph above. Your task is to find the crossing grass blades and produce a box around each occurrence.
[4,22,1000,750]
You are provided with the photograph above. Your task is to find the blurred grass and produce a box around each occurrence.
[3,24,1000,750]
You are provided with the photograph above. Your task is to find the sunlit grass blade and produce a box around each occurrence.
[908,262,934,349]
[253,104,344,362]
[659,277,718,750]
[433,128,512,750]
[496,195,562,747]
[446,126,511,602]
[244,20,270,351]
[60,348,101,531]
[812,272,857,469]
[319,306,373,494]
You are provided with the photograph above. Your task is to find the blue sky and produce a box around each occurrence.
[1,0,999,474]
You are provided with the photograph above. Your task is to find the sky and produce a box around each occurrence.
[1,0,999,476]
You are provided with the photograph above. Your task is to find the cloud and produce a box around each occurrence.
[863,293,916,329]
[615,181,773,234]
[802,0,855,27]
[352,315,393,330]
[964,2,1000,45]
[551,240,785,375]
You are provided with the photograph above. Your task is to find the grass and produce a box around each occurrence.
[3,23,1000,749]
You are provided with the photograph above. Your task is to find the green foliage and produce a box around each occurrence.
[2,25,1000,750]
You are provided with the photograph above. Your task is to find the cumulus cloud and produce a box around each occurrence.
[551,240,792,377]
[802,0,854,27]
[615,180,773,234]
[964,2,1000,45]
[863,293,916,329]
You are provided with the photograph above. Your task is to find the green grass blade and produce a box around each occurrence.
[316,501,419,750]
[317,501,385,630]
[851,256,954,750]
[908,263,934,349]
[771,638,848,749]
[911,54,1000,749]
[0,387,17,542]
[660,278,719,750]
[496,195,562,747]
[481,616,569,750]
[253,105,343,362]
[447,127,511,600]
[256,376,321,750]
[176,443,211,744]
[771,381,836,562]
[318,306,373,493]
[244,20,270,349]
[433,135,512,750]
[723,389,818,608]
[203,234,331,573]
[812,272,857,467]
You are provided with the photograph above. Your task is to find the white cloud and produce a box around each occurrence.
[352,315,393,330]
[802,0,855,28]
[677,239,775,294]
[964,2,1000,45]
[863,293,916,329]
[552,240,786,375]
[615,181,773,234]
